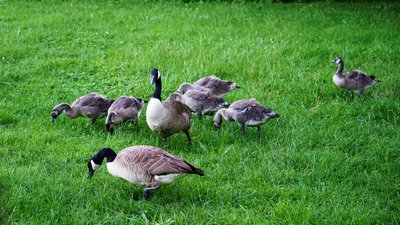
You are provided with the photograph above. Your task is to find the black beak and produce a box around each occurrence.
[332,60,336,63]
[273,114,280,118]
[235,85,241,89]
[88,170,95,179]
[106,124,113,134]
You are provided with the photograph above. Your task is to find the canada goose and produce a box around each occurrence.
[213,98,279,138]
[146,68,193,144]
[332,57,381,98]
[51,93,113,124]
[168,90,229,117]
[87,145,204,200]
[105,96,147,134]
[177,75,240,97]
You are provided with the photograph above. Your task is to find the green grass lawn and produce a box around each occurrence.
[1,1,399,224]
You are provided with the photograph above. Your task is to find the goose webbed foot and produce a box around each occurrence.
[143,184,160,201]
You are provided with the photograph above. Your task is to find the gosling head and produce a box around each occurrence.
[177,83,193,94]
[150,68,161,85]
[50,106,63,122]
[168,92,183,101]
[332,57,343,64]
[265,109,280,119]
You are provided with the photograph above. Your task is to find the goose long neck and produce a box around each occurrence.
[96,148,117,163]
[336,61,344,76]
[152,78,162,101]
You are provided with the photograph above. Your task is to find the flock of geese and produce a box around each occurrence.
[51,57,381,200]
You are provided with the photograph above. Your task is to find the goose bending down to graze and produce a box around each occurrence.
[168,90,229,117]
[146,68,193,144]
[213,98,279,138]
[87,145,204,200]
[177,75,240,97]
[332,57,381,98]
[105,96,147,134]
[51,93,113,124]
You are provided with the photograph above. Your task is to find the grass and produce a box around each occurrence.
[1,0,400,224]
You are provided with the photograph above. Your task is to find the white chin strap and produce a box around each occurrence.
[157,70,161,79]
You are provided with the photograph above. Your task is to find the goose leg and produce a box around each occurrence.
[143,184,160,201]
[184,130,191,145]
[239,124,245,135]
[257,126,262,139]
[349,91,354,100]
[90,118,96,124]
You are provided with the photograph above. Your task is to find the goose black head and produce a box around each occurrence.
[87,148,117,179]
[332,57,343,64]
[150,68,161,85]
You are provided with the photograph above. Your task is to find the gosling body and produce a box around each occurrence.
[105,96,146,133]
[51,93,113,124]
[178,75,240,97]
[332,57,381,97]
[213,98,279,138]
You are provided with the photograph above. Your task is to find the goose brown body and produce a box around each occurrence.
[177,75,240,97]
[87,145,204,200]
[146,68,193,143]
[51,93,113,123]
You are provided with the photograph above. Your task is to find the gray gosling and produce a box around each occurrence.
[146,68,193,144]
[168,90,229,117]
[105,96,147,134]
[177,75,240,97]
[332,57,381,98]
[87,145,204,200]
[51,93,113,124]
[213,98,279,138]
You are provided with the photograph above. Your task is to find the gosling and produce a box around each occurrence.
[105,96,147,134]
[168,90,229,117]
[177,75,240,97]
[332,57,381,98]
[213,98,279,138]
[51,93,113,124]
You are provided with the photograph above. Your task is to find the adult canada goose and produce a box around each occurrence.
[87,145,204,200]
[332,57,381,98]
[105,96,147,134]
[146,68,193,144]
[177,75,240,97]
[51,93,113,124]
[168,90,229,117]
[213,98,279,138]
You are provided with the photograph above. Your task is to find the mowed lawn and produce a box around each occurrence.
[1,1,399,224]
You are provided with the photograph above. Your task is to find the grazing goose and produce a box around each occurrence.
[146,68,193,144]
[51,93,113,124]
[332,57,381,97]
[177,75,240,97]
[168,90,229,117]
[213,98,279,138]
[87,145,204,200]
[105,96,147,134]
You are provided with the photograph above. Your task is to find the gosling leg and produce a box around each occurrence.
[143,184,160,201]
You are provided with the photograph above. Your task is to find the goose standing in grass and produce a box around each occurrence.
[168,90,229,117]
[213,98,279,138]
[87,145,204,200]
[177,75,240,97]
[332,57,381,98]
[146,68,193,144]
[51,93,113,124]
[105,96,147,134]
